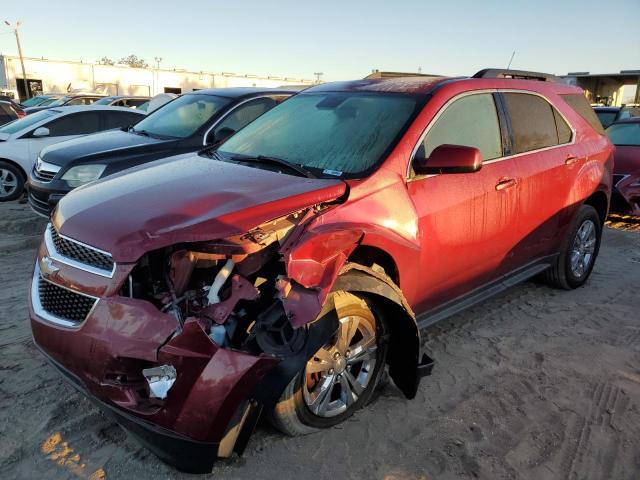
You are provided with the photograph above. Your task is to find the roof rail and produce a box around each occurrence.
[473,68,562,83]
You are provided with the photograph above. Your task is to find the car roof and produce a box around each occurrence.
[593,106,621,112]
[303,76,581,96]
[188,87,296,98]
[611,117,640,125]
[105,95,150,99]
[52,105,147,114]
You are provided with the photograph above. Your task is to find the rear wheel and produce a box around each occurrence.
[545,204,602,289]
[270,293,387,435]
[0,161,25,202]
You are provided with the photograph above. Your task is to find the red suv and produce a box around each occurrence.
[29,69,613,472]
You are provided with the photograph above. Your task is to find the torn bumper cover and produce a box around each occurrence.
[29,294,282,473]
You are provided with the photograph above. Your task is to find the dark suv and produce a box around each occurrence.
[29,69,613,472]
[27,88,294,216]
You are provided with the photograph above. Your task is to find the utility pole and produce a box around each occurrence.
[313,72,324,84]
[4,20,29,100]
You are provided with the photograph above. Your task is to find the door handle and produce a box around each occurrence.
[495,178,517,191]
[565,155,580,165]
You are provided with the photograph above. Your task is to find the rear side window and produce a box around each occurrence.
[0,103,16,125]
[418,93,502,161]
[45,112,101,136]
[103,111,142,129]
[561,93,606,135]
[554,109,572,144]
[503,93,559,153]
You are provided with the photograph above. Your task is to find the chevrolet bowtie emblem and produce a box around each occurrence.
[39,256,60,278]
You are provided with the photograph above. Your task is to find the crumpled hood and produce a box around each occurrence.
[40,129,175,167]
[54,153,346,263]
[613,145,640,175]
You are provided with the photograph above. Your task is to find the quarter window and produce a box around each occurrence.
[554,109,572,144]
[503,93,560,153]
[417,93,502,162]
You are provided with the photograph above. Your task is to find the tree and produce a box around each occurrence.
[98,56,115,65]
[117,54,148,69]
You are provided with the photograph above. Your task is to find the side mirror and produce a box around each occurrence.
[32,127,50,138]
[413,144,482,175]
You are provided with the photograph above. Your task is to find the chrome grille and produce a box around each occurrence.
[49,224,115,273]
[33,158,60,183]
[38,277,96,324]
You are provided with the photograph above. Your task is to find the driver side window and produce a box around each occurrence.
[208,97,277,144]
[416,93,502,162]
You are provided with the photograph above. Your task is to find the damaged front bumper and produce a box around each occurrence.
[30,272,281,473]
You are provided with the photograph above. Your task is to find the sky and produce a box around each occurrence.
[1,0,638,82]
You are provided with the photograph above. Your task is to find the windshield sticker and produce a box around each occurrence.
[322,169,343,177]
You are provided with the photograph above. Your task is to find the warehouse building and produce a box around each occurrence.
[0,54,313,101]
[562,70,640,106]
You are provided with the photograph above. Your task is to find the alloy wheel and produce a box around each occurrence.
[0,168,18,198]
[302,315,377,418]
[570,219,596,278]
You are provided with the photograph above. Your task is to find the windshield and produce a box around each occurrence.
[94,97,117,105]
[21,96,49,107]
[607,122,640,146]
[46,96,73,107]
[219,92,419,176]
[596,111,618,129]
[131,94,230,138]
[0,110,58,134]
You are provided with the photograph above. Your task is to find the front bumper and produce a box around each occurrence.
[27,175,70,217]
[611,173,640,216]
[29,238,281,472]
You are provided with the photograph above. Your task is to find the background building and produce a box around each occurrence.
[562,70,640,106]
[0,54,313,100]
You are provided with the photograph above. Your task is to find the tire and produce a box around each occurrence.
[544,204,602,289]
[270,292,388,436]
[0,160,25,202]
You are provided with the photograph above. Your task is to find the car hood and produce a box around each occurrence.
[0,133,10,141]
[40,129,176,167]
[54,154,347,263]
[613,145,640,175]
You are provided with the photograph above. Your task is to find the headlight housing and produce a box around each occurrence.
[61,164,106,187]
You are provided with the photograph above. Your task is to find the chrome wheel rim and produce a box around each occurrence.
[0,168,18,198]
[302,315,377,418]
[570,219,596,278]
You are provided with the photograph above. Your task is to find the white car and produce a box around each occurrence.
[0,105,144,201]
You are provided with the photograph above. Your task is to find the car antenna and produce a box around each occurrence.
[506,51,516,71]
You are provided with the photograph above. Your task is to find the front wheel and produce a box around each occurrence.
[0,161,25,202]
[545,204,602,289]
[270,292,387,436]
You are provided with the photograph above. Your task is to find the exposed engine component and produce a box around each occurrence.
[207,258,235,304]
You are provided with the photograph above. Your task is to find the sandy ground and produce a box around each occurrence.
[1,202,639,480]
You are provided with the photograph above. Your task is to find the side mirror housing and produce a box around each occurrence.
[32,127,50,138]
[413,144,482,175]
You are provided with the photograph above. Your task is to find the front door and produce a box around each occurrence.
[407,92,520,314]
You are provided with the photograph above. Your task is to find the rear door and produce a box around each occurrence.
[407,92,520,313]
[500,91,577,261]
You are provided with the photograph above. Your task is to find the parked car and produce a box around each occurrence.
[0,95,26,117]
[93,96,150,109]
[20,94,63,108]
[0,100,21,126]
[0,106,144,201]
[24,93,107,114]
[607,117,640,215]
[28,88,293,216]
[593,105,640,129]
[137,93,178,112]
[29,69,613,472]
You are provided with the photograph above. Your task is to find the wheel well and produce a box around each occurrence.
[348,245,400,286]
[584,191,608,226]
[0,157,27,181]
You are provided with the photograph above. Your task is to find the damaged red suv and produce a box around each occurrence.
[29,69,613,472]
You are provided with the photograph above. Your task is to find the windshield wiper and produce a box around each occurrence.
[232,155,317,179]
